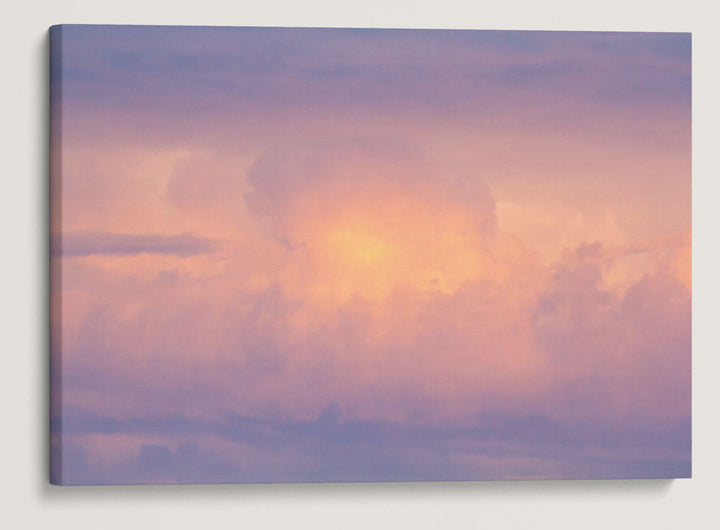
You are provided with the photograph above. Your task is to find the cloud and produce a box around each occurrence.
[165,151,250,213]
[55,26,690,119]
[53,231,690,484]
[54,231,217,257]
[241,138,502,303]
[56,406,689,484]
[50,26,691,484]
[246,137,496,225]
[534,243,691,420]
[51,133,690,483]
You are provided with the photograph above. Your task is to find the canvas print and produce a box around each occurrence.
[49,25,691,485]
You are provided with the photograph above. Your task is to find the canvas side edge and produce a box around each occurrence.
[49,24,64,486]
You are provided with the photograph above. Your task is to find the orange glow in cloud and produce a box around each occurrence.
[286,197,493,304]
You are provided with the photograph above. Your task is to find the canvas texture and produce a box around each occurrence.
[49,25,691,485]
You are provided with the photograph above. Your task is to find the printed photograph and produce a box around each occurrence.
[50,25,691,484]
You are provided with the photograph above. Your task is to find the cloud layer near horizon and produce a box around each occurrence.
[51,26,691,484]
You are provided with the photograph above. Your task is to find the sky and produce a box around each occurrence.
[50,25,691,484]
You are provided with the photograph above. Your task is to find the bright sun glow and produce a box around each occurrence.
[328,226,392,268]
[287,202,491,304]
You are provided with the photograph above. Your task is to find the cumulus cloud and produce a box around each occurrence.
[240,138,505,305]
[53,155,690,484]
[245,137,496,237]
[535,243,691,421]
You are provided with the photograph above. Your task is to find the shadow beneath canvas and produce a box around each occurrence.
[41,476,676,503]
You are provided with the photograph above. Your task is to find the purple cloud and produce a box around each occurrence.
[53,231,217,257]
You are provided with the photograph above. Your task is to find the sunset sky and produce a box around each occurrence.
[50,25,691,484]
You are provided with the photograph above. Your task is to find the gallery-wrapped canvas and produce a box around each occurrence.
[49,25,691,485]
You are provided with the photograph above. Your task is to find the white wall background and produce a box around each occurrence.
[2,1,718,528]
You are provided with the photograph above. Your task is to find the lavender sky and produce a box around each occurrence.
[50,25,691,484]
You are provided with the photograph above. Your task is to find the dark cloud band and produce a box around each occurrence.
[53,231,217,257]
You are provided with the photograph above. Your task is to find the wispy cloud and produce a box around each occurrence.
[56,26,690,116]
[53,231,217,257]
[58,407,690,484]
